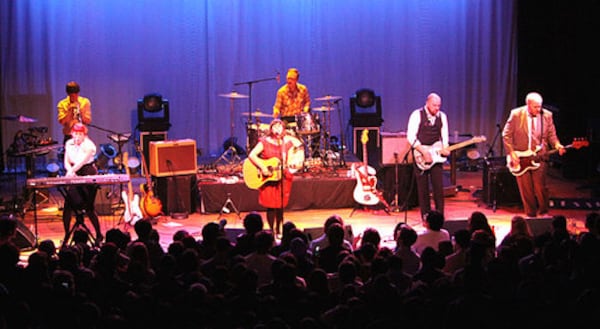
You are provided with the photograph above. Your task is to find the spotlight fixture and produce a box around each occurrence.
[350,88,383,127]
[137,93,171,131]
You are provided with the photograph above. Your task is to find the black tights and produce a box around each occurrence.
[266,208,284,235]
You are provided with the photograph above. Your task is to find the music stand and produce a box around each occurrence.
[214,92,248,165]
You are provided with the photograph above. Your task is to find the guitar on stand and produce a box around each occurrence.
[137,144,163,218]
[121,152,143,226]
[351,129,390,215]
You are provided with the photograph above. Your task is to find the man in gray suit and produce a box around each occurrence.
[502,92,565,218]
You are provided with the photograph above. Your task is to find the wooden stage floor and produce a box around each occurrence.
[4,163,597,256]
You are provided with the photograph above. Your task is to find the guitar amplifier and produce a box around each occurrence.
[381,131,412,165]
[149,139,197,177]
[482,158,520,206]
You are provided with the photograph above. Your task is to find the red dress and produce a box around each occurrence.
[258,137,295,208]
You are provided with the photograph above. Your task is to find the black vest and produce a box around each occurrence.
[416,108,442,146]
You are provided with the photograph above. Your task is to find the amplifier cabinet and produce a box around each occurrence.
[149,139,197,177]
[482,162,521,206]
[381,131,413,165]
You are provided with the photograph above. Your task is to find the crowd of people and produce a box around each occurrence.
[1,209,599,329]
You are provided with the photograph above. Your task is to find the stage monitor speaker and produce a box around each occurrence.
[1,214,36,250]
[140,131,167,174]
[224,228,245,243]
[150,139,197,177]
[303,225,354,244]
[353,127,381,169]
[482,161,520,206]
[381,132,412,165]
[155,174,196,215]
[377,164,418,209]
[443,219,469,237]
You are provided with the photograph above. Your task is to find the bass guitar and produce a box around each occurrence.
[352,129,381,206]
[121,152,143,225]
[137,145,163,217]
[414,135,487,171]
[507,138,589,176]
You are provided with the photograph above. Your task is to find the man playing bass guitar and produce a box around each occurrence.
[502,92,566,218]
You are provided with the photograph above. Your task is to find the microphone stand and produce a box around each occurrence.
[335,99,347,168]
[485,124,502,158]
[234,74,279,122]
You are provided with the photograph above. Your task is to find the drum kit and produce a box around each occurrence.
[216,91,343,171]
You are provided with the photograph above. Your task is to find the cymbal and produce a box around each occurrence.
[314,95,342,101]
[1,114,38,123]
[312,106,334,112]
[241,111,272,118]
[219,91,249,99]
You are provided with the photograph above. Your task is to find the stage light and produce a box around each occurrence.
[137,93,171,131]
[349,88,383,127]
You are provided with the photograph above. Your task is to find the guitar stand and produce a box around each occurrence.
[218,192,241,220]
[349,202,391,217]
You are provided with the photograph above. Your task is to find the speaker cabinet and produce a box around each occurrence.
[443,219,469,237]
[482,159,520,206]
[303,225,354,244]
[155,175,196,215]
[377,164,418,209]
[96,186,117,216]
[1,214,36,250]
[381,132,413,165]
[353,127,381,169]
[140,131,167,174]
[149,139,197,177]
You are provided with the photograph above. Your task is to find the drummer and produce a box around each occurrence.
[272,68,311,126]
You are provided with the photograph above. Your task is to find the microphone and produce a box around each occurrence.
[276,71,280,83]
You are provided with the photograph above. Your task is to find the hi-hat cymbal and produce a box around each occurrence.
[219,91,249,99]
[241,111,272,118]
[1,114,38,123]
[312,106,334,112]
[314,95,342,101]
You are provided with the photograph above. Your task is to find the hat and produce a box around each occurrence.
[71,123,87,134]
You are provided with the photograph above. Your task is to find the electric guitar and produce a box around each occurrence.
[352,129,380,206]
[121,152,143,225]
[137,145,163,217]
[507,138,589,176]
[414,135,487,171]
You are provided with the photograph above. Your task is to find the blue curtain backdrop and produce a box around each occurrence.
[0,0,516,159]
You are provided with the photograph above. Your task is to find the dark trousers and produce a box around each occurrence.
[62,164,102,243]
[414,163,444,219]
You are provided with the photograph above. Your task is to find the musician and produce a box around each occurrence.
[502,92,565,218]
[247,119,303,236]
[57,81,92,144]
[62,123,102,246]
[272,68,311,124]
[407,93,450,220]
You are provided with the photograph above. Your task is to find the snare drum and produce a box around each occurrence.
[296,112,320,135]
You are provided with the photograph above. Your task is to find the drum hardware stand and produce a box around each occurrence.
[388,152,401,212]
[215,92,247,166]
[218,192,241,220]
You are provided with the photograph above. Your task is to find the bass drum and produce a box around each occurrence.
[287,136,305,174]
[246,123,269,151]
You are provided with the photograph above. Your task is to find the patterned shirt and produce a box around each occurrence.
[273,82,311,117]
